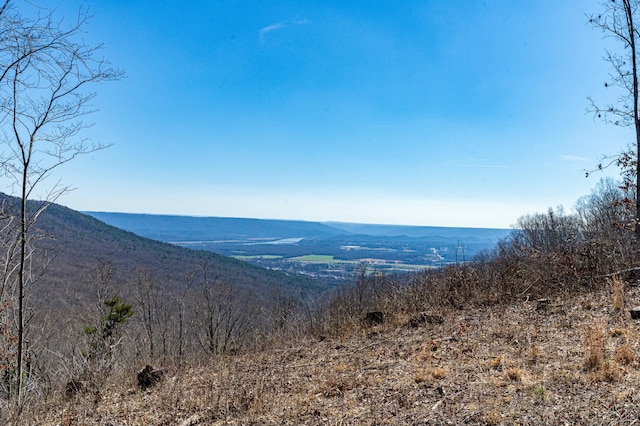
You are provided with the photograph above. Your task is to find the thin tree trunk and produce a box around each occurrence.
[622,0,640,248]
[16,169,27,403]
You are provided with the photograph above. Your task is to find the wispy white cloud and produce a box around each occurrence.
[450,163,517,169]
[259,23,285,42]
[560,155,591,162]
[259,19,309,43]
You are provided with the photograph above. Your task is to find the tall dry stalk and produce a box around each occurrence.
[611,277,626,312]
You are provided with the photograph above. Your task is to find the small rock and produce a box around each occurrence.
[64,379,84,399]
[179,414,203,426]
[536,299,551,311]
[137,365,164,391]
[364,311,384,326]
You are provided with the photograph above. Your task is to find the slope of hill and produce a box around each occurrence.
[35,284,640,425]
[0,195,326,301]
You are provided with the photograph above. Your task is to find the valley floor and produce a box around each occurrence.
[36,284,640,425]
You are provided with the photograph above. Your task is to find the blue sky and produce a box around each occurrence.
[25,0,627,228]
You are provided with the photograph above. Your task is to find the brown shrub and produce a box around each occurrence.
[583,322,606,372]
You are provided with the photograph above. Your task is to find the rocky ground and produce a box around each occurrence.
[32,283,640,425]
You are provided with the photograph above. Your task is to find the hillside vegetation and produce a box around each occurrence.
[3,177,640,424]
[33,199,323,297]
[0,193,330,423]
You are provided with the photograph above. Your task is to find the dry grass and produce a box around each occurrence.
[612,276,626,311]
[505,367,523,381]
[616,339,636,365]
[18,283,640,425]
[583,320,606,371]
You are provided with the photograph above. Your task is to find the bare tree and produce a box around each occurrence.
[132,268,161,360]
[588,0,640,244]
[173,269,194,365]
[0,2,121,402]
[194,268,260,356]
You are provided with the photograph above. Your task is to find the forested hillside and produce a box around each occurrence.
[29,199,324,299]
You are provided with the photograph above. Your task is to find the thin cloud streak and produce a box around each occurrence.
[259,19,309,43]
[560,155,591,162]
[259,23,285,42]
[450,163,517,169]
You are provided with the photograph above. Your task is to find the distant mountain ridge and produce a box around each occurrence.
[85,212,348,242]
[323,222,510,241]
[84,212,511,243]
